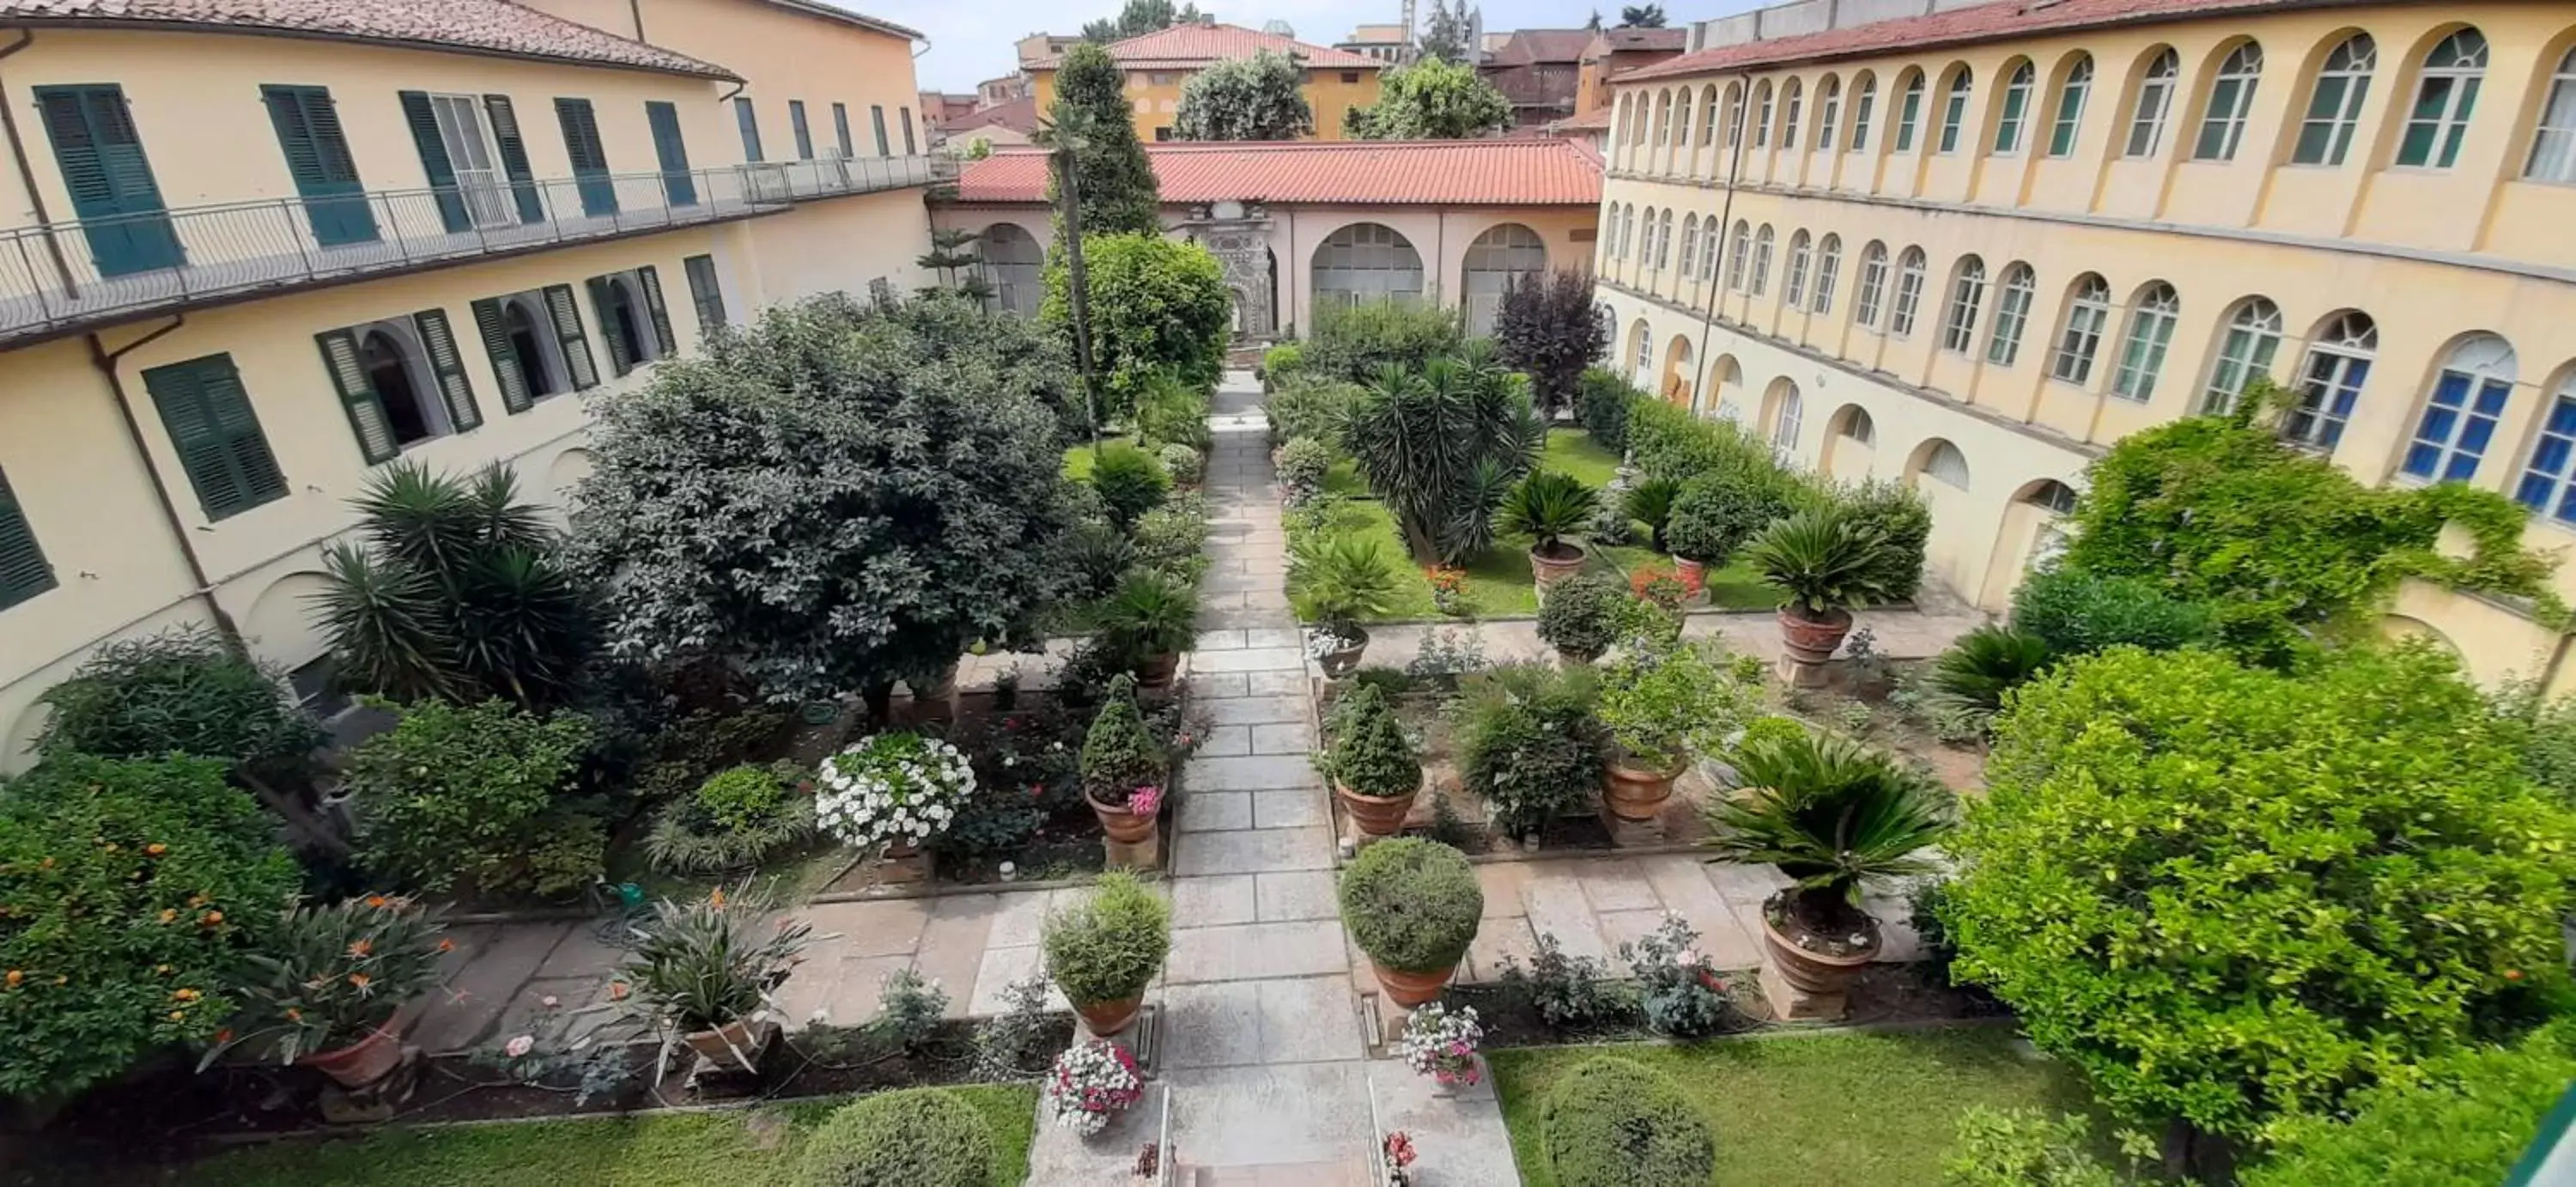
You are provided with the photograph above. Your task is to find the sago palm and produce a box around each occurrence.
[1497,471,1601,559]
[1921,625,2054,734]
[1703,730,1953,933]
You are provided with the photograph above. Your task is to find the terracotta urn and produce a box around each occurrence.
[301,1023,407,1089]
[683,1017,776,1073]
[1529,542,1587,588]
[1072,995,1144,1036]
[1777,606,1854,666]
[1759,892,1880,1000]
[1672,557,1708,599]
[1133,651,1180,690]
[1090,793,1157,844]
[1601,753,1684,821]
[1315,628,1370,679]
[1370,961,1455,1008]
[1336,775,1421,838]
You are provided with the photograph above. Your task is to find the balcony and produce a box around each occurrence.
[0,155,950,349]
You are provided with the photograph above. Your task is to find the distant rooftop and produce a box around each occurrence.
[951,138,1602,205]
[0,0,744,76]
[1033,22,1385,70]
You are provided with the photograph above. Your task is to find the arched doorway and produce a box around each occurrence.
[1701,355,1743,421]
[1759,378,1803,456]
[1461,223,1546,337]
[1628,319,1655,388]
[355,323,446,447]
[1661,336,1696,405]
[1979,477,2080,612]
[981,223,1043,317]
[1819,404,1874,477]
[1311,222,1424,313]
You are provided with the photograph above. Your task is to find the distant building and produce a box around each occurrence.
[1024,21,1387,142]
[945,96,1042,153]
[1479,28,1592,129]
[1014,32,1083,70]
[1336,23,1413,64]
[917,92,980,143]
[1546,105,1611,154]
[976,74,1030,107]
[1576,25,1686,116]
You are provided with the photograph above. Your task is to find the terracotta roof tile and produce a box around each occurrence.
[0,0,736,77]
[949,95,1038,134]
[1625,0,2318,82]
[1038,23,1386,70]
[1487,28,1595,66]
[952,139,1602,206]
[1552,107,1614,131]
[1599,27,1687,52]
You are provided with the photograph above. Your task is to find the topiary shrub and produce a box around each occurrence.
[1078,674,1163,808]
[1536,573,1625,660]
[1261,342,1306,391]
[1041,870,1171,1007]
[1276,436,1333,505]
[1665,465,1804,566]
[1321,683,1419,798]
[793,1087,995,1187]
[1338,837,1481,973]
[1457,663,1605,836]
[1540,1056,1716,1187]
[2007,566,2219,657]
[1575,368,1635,451]
[1089,441,1171,529]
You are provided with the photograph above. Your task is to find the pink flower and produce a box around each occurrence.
[540,994,560,1009]
[1128,785,1164,816]
[504,1035,535,1058]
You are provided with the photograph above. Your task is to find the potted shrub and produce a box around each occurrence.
[643,762,815,874]
[619,886,811,1072]
[1101,570,1196,689]
[1534,572,1624,665]
[816,733,976,858]
[1498,471,1601,590]
[1338,837,1483,1006]
[1664,469,1787,597]
[204,895,447,1089]
[1742,504,1899,665]
[796,1087,996,1187]
[1080,674,1167,843]
[1322,683,1422,837]
[1701,731,1952,1011]
[1595,634,1759,821]
[1040,870,1171,1035]
[1456,663,1605,844]
[1044,1038,1146,1136]
[1291,533,1401,679]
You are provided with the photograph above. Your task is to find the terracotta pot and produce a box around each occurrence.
[301,1022,406,1089]
[1601,754,1683,821]
[1555,645,1602,668]
[1072,995,1144,1036]
[1371,961,1457,1007]
[1336,775,1420,838]
[882,837,922,861]
[1090,793,1157,844]
[683,1017,775,1072]
[1673,557,1708,598]
[1133,651,1180,690]
[1529,541,1587,588]
[1315,628,1370,680]
[909,662,960,721]
[1759,895,1880,998]
[1777,606,1854,666]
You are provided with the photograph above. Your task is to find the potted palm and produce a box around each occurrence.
[1623,477,1682,555]
[1742,504,1899,666]
[1338,837,1483,1007]
[1534,572,1625,665]
[1498,471,1601,591]
[619,886,812,1073]
[1701,730,1952,1016]
[203,895,448,1089]
[1322,683,1421,837]
[1080,674,1167,844]
[1594,632,1759,821]
[1101,571,1196,689]
[1040,871,1171,1035]
[1291,533,1401,679]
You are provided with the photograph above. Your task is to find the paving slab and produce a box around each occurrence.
[967,944,1065,1014]
[1254,870,1339,922]
[1200,695,1307,726]
[1577,864,1662,913]
[1171,873,1261,927]
[1190,647,1306,673]
[1179,790,1255,831]
[1368,1063,1524,1187]
[1249,721,1313,754]
[1187,754,1323,792]
[1162,979,1267,1068]
[1197,724,1255,757]
[1521,870,1613,963]
[1164,1062,1375,1170]
[1168,921,1350,983]
[796,898,933,959]
[1249,788,1327,830]
[1174,825,1336,875]
[982,888,1059,950]
[1255,975,1364,1063]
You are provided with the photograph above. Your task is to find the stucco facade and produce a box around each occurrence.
[1025,24,1387,143]
[1594,0,2576,691]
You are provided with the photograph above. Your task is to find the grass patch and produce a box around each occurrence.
[1542,429,1620,488]
[1491,1028,2103,1187]
[188,1084,1039,1187]
[1060,435,1137,481]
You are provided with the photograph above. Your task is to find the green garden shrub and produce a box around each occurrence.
[1157,442,1204,485]
[1089,441,1172,529]
[343,698,598,898]
[1540,1056,1716,1187]
[34,629,325,772]
[793,1087,995,1187]
[1078,674,1163,803]
[1939,1107,2119,1187]
[1321,683,1419,797]
[1276,436,1333,504]
[1832,478,1932,601]
[1625,396,1810,490]
[1457,663,1605,836]
[2007,566,2220,657]
[1040,870,1172,1006]
[1040,233,1230,418]
[2245,1020,2576,1187]
[1133,370,1212,450]
[1535,572,1625,660]
[1261,341,1306,390]
[1665,466,1799,565]
[1304,300,1463,383]
[1265,378,1364,448]
[1337,837,1481,973]
[1575,368,1636,451]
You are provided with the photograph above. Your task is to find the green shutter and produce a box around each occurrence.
[261,84,376,247]
[471,296,534,413]
[646,100,696,207]
[141,355,289,520]
[637,266,677,359]
[411,308,482,431]
[0,467,56,610]
[543,283,598,389]
[314,329,398,463]
[587,275,635,376]
[398,90,470,233]
[556,98,617,216]
[683,253,726,331]
[483,94,544,223]
[36,84,183,275]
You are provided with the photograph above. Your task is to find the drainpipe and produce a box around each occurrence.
[1692,71,1752,405]
[627,0,647,41]
[0,29,75,298]
[85,317,246,654]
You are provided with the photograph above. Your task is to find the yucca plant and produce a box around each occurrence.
[1921,625,2055,735]
[1289,533,1402,636]
[1623,477,1682,553]
[1702,730,1954,937]
[1497,471,1601,562]
[1342,345,1546,565]
[619,886,811,1037]
[1099,570,1197,664]
[1741,504,1900,618]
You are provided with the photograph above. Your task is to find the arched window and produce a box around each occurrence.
[1678,216,1701,283]
[1656,210,1674,271]
[1652,90,1672,146]
[2202,298,2283,413]
[599,274,663,369]
[1613,96,1631,149]
[1920,440,1971,489]
[2049,55,2093,156]
[1987,264,2036,366]
[1995,61,2035,154]
[1816,76,1842,150]
[1631,319,1654,385]
[2528,47,2576,182]
[2285,311,2377,448]
[1699,84,1722,146]
[2050,274,2113,384]
[1836,405,1876,445]
[1462,223,1546,336]
[2195,42,2264,160]
[1750,225,1776,295]
[1724,82,1747,149]
[1855,241,1890,327]
[1698,221,1720,281]
[2295,34,2377,165]
[499,296,569,399]
[1784,231,1814,307]
[1850,75,1877,152]
[358,324,445,446]
[1893,71,1924,151]
[2125,49,2180,157]
[1773,386,1805,450]
[1936,65,1973,153]
[1889,247,1929,337]
[2110,283,2181,400]
[981,223,1044,317]
[2398,28,2488,168]
[1636,207,1656,265]
[1941,256,1987,353]
[1728,220,1753,289]
[2401,335,2517,481]
[1782,79,1804,149]
[1672,90,1695,158]
[1312,222,1424,307]
[1753,81,1776,148]
[2515,372,2576,522]
[1812,234,1841,313]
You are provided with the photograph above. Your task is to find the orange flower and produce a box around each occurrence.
[145,843,167,856]
[349,972,372,989]
[167,1010,185,1022]
[348,939,373,959]
[158,909,177,923]
[2508,969,2527,982]
[609,982,629,1001]
[199,910,223,927]
[187,894,205,908]
[173,988,199,1002]
[365,895,387,909]
[437,937,456,953]
[708,888,726,910]
[3,970,21,989]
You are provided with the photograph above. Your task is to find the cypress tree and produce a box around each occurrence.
[1047,43,1162,237]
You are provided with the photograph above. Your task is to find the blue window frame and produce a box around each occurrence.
[2403,338,2517,482]
[2518,391,2576,522]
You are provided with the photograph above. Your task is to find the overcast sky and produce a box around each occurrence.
[862,0,1759,93]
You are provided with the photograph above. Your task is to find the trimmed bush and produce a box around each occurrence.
[1261,342,1306,390]
[1832,478,1932,602]
[793,1087,995,1187]
[2008,566,2219,656]
[1322,683,1419,797]
[1626,396,1806,490]
[1665,466,1800,565]
[1338,837,1482,973]
[1536,572,1625,659]
[1575,368,1635,451]
[1157,442,1204,485]
[1089,441,1171,528]
[34,628,324,771]
[1540,1056,1716,1187]
[1305,300,1463,383]
[1041,870,1171,1006]
[1078,674,1163,805]
[343,699,598,898]
[1276,436,1333,504]
[1266,379,1364,448]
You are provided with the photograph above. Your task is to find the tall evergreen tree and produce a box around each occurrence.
[1173,50,1313,140]
[1618,4,1667,27]
[1420,0,1472,62]
[1045,43,1163,236]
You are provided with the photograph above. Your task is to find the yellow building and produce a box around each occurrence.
[0,0,941,768]
[1595,0,2576,691]
[1026,22,1387,142]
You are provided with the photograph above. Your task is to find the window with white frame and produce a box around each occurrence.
[1312,222,1425,307]
[1773,387,1805,450]
[2050,274,2112,384]
[2528,47,2576,182]
[2294,34,2376,166]
[1671,91,1694,161]
[1941,256,1987,353]
[1921,441,1971,489]
[1784,231,1813,307]
[1855,241,1889,327]
[1894,73,1923,150]
[2400,335,2517,482]
[2195,42,2264,160]
[1750,225,1775,295]
[1631,320,1654,385]
[1463,223,1546,336]
[1699,222,1720,280]
[1936,66,1972,153]
[1888,248,1928,337]
[2049,55,2093,156]
[1700,84,1721,145]
[1850,76,1876,151]
[2398,28,2487,168]
[1678,216,1700,281]
[2202,298,2282,413]
[2283,311,2376,448]
[1995,62,2034,154]
[1817,76,1841,150]
[1812,234,1841,313]
[2515,374,2576,523]
[1782,80,1803,149]
[1754,81,1774,148]
[2110,283,2181,400]
[1987,264,2035,366]
[1656,210,1674,271]
[2125,49,2179,156]
[1728,220,1753,289]
[1725,82,1745,149]
[1839,406,1875,444]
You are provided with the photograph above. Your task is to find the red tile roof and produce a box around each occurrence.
[1036,22,1386,70]
[951,139,1603,206]
[1552,107,1614,131]
[0,0,736,77]
[949,95,1039,135]
[1625,0,2311,82]
[1486,28,1595,66]
[1595,27,1687,53]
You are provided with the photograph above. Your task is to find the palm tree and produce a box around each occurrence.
[1341,345,1546,564]
[1702,730,1953,939]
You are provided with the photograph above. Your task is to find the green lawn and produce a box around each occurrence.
[1541,429,1620,487]
[188,1084,1038,1187]
[1491,1028,2104,1187]
[1060,435,1137,481]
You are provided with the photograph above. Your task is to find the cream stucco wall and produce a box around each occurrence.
[722,188,933,305]
[1029,64,1382,142]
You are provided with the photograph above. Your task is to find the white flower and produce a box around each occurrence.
[504,1034,535,1058]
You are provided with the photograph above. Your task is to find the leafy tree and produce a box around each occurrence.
[344,698,599,898]
[1344,58,1512,140]
[1173,50,1312,140]
[1419,0,1473,62]
[2245,1020,2576,1187]
[1041,232,1230,417]
[1619,4,1666,27]
[1943,643,2576,1155]
[572,293,1082,704]
[1306,300,1464,382]
[1081,0,1203,41]
[1046,43,1162,238]
[916,228,995,306]
[1492,270,1608,422]
[1343,346,1546,563]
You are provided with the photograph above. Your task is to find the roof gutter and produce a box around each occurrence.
[0,18,742,82]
